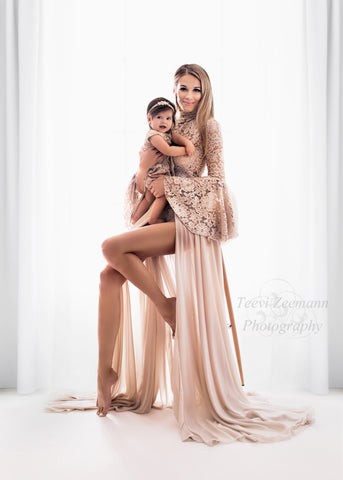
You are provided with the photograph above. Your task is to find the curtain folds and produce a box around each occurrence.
[325,0,343,388]
[0,0,342,396]
[303,0,342,391]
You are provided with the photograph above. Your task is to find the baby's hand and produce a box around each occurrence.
[185,141,195,156]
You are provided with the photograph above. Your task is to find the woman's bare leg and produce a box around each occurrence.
[97,221,176,416]
[101,222,176,326]
[97,266,125,416]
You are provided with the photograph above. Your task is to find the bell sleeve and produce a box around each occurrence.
[163,119,238,242]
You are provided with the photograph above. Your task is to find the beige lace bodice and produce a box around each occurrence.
[124,110,238,242]
[163,111,238,242]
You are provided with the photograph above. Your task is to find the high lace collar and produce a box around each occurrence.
[177,109,197,124]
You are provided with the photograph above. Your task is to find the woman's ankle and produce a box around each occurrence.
[97,365,114,376]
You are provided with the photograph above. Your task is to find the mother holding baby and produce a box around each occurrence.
[48,64,314,446]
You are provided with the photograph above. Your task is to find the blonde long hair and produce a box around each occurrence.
[174,64,214,158]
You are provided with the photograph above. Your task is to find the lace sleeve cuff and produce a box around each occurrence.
[164,175,238,242]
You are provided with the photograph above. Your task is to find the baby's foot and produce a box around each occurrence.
[148,218,164,225]
[161,297,176,337]
[96,368,118,417]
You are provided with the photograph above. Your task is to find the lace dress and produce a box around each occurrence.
[142,128,173,182]
[127,128,175,221]
[45,110,315,446]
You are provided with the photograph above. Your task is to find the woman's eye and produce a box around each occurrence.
[180,87,187,91]
[194,89,201,93]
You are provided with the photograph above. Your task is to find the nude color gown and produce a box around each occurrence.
[45,110,315,446]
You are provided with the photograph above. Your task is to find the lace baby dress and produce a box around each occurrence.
[45,110,315,446]
[126,129,175,223]
[142,128,174,182]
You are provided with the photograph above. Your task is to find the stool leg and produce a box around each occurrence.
[222,254,245,386]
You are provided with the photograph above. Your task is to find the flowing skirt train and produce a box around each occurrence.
[45,216,315,446]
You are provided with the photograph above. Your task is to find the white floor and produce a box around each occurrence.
[0,388,342,480]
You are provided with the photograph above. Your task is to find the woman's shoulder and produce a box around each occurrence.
[206,117,221,134]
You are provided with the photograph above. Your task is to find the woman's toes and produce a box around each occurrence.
[96,368,118,417]
[97,406,106,417]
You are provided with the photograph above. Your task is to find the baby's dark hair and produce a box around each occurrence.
[146,97,176,126]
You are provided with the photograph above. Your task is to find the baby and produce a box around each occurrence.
[130,97,194,227]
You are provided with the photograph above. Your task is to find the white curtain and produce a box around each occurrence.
[0,0,341,395]
[325,0,343,388]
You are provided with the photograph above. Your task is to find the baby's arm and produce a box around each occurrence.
[171,131,195,156]
[149,135,187,156]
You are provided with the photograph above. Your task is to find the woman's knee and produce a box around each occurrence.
[101,234,145,267]
[101,237,122,267]
[99,265,125,290]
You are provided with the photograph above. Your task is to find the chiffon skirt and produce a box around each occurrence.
[45,216,315,446]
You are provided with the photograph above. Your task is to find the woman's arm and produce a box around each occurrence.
[158,118,238,241]
[149,120,224,200]
[149,135,187,157]
[205,118,225,180]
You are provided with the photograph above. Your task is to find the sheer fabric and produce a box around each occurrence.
[45,110,315,445]
[46,215,314,445]
[172,216,314,444]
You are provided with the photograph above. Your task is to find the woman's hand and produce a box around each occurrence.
[148,175,165,198]
[139,147,163,170]
[185,140,195,156]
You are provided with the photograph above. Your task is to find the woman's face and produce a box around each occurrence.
[174,74,202,113]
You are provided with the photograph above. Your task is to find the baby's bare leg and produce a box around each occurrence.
[131,190,155,223]
[148,196,167,224]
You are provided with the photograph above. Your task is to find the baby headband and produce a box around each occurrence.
[149,101,175,113]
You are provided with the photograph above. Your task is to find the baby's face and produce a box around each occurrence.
[148,108,173,133]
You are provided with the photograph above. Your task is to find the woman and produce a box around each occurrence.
[46,64,315,446]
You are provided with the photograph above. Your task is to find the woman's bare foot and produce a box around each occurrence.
[160,297,176,337]
[96,367,118,417]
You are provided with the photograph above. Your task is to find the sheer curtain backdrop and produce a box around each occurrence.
[0,0,342,395]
